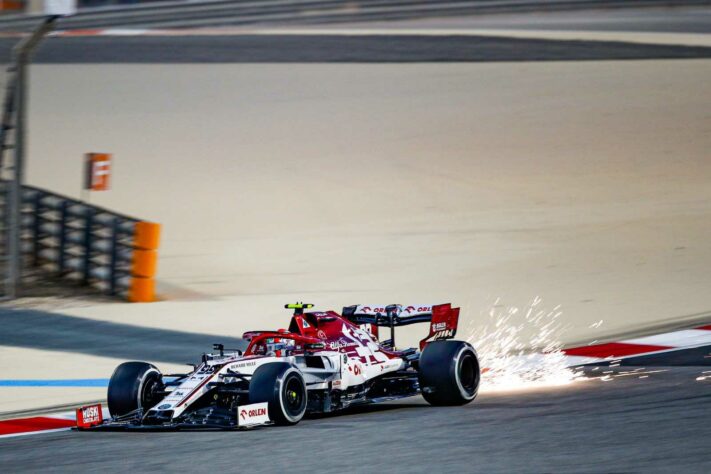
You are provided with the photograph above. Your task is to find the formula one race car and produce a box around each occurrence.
[76,303,480,430]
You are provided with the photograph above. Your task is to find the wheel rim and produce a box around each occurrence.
[141,375,164,409]
[458,352,478,395]
[283,375,305,417]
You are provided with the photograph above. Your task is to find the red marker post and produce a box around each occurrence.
[85,153,111,191]
[83,153,111,202]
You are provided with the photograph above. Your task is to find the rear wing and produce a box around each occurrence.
[342,304,460,350]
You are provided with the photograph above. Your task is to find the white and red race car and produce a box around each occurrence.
[77,303,480,430]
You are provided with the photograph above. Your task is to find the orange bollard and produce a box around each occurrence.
[134,221,161,250]
[128,277,155,303]
[131,249,157,278]
[128,221,161,302]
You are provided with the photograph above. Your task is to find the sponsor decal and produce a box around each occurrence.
[328,339,353,350]
[302,320,310,328]
[237,402,269,426]
[432,322,447,331]
[360,305,431,315]
[157,404,172,410]
[353,364,362,376]
[433,329,454,339]
[76,404,103,428]
[231,361,257,369]
[317,330,327,339]
[240,407,266,419]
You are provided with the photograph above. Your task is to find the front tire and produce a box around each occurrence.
[249,362,307,426]
[107,361,164,417]
[418,341,480,406]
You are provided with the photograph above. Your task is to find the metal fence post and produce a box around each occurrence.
[82,207,94,284]
[109,217,119,295]
[58,200,68,275]
[31,191,42,265]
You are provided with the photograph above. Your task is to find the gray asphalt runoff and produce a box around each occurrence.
[0,34,707,63]
[0,367,709,473]
[376,6,711,33]
[0,308,247,365]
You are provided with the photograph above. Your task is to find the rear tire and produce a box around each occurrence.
[249,362,307,426]
[418,341,480,406]
[107,361,164,417]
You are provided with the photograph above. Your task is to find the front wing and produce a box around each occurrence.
[74,402,272,431]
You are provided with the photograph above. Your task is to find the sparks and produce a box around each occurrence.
[467,297,582,393]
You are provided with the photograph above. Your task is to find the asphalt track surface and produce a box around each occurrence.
[0,34,708,63]
[0,367,708,473]
[363,6,711,33]
[17,35,711,63]
[0,308,247,366]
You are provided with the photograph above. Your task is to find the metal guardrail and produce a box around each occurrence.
[0,181,160,301]
[22,185,137,295]
[0,0,708,32]
[0,16,159,302]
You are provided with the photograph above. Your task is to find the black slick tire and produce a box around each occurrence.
[107,361,164,417]
[249,362,307,426]
[418,340,480,406]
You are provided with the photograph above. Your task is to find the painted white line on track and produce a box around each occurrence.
[44,27,711,47]
[0,427,72,439]
[624,329,711,347]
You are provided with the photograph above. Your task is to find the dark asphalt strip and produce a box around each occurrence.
[0,308,247,365]
[0,367,709,473]
[0,35,709,63]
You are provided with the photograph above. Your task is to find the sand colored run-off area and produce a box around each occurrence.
[0,60,710,412]
[18,60,711,339]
